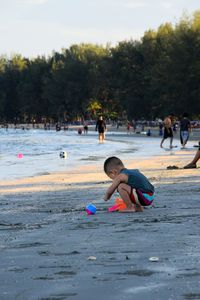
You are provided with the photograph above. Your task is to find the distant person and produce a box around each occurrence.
[180,113,191,148]
[103,157,155,212]
[127,121,131,134]
[132,119,136,132]
[95,116,106,142]
[56,123,61,131]
[64,124,69,131]
[44,123,50,130]
[160,113,174,148]
[184,143,200,169]
[78,128,82,135]
[141,124,145,132]
[64,126,68,131]
[146,129,151,136]
[83,123,88,134]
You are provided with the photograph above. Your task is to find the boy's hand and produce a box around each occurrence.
[103,173,128,202]
[104,193,110,201]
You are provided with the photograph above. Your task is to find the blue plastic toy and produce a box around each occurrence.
[86,203,97,215]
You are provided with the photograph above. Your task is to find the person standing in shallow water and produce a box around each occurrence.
[160,113,174,149]
[95,116,106,142]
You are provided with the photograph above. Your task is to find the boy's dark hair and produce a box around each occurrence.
[104,156,124,173]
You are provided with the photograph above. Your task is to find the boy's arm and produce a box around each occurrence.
[104,173,128,201]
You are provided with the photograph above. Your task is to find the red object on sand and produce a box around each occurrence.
[108,198,127,212]
[108,205,119,212]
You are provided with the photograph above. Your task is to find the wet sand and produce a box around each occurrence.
[0,148,200,300]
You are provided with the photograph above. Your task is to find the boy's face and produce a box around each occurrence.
[106,169,119,180]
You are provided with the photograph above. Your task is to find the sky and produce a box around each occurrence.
[0,0,200,58]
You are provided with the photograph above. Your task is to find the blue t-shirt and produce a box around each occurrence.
[120,168,154,193]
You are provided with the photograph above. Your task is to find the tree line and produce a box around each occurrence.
[0,11,200,123]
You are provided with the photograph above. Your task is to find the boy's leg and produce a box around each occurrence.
[131,189,144,212]
[117,183,143,212]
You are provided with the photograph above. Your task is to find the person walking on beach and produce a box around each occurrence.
[95,116,106,142]
[179,113,191,148]
[83,122,88,134]
[160,113,174,148]
[103,156,155,212]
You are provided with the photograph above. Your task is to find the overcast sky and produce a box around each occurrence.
[0,0,200,58]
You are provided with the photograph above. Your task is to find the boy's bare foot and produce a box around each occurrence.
[135,205,144,212]
[119,205,144,213]
[119,207,136,213]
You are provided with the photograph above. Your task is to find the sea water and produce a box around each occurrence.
[0,127,175,181]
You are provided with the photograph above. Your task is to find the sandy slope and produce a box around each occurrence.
[0,147,200,300]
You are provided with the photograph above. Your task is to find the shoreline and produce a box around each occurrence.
[1,122,200,138]
[0,146,198,194]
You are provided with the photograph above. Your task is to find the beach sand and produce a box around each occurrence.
[0,148,200,300]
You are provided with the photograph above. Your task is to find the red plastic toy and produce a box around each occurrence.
[108,198,127,212]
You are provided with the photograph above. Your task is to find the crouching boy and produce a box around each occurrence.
[104,157,155,212]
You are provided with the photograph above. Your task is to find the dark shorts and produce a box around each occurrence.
[163,127,173,139]
[98,128,105,133]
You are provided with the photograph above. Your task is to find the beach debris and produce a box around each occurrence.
[153,218,159,222]
[87,256,97,261]
[166,165,179,170]
[85,203,97,215]
[149,256,159,262]
[60,151,67,159]
[17,153,23,159]
[67,250,80,255]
